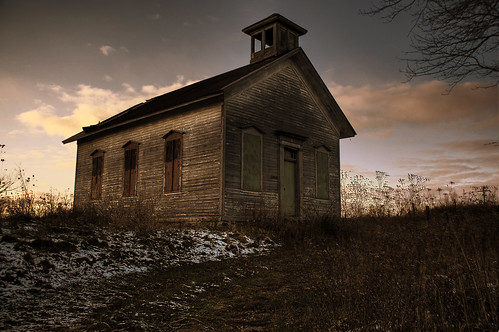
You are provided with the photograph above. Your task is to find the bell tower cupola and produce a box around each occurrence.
[242,13,307,64]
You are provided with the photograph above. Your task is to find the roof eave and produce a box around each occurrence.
[340,128,357,139]
[62,92,224,144]
[222,48,302,94]
[62,132,85,144]
[287,49,356,140]
[242,13,307,36]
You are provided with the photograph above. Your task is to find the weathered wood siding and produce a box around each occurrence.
[74,103,223,222]
[223,64,340,221]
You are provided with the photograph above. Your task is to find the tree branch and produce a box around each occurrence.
[362,0,499,90]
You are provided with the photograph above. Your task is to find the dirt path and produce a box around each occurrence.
[0,221,277,331]
[73,251,289,331]
[2,244,296,331]
[72,245,320,331]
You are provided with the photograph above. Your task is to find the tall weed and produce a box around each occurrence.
[304,205,498,330]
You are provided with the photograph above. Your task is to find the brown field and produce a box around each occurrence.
[1,204,498,330]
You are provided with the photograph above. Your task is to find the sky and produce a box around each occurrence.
[1,0,498,196]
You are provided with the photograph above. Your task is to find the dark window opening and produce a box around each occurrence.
[264,28,274,48]
[252,32,262,53]
[284,148,297,161]
[164,132,182,193]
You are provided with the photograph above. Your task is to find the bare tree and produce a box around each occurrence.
[0,144,15,196]
[363,0,499,90]
[0,145,31,196]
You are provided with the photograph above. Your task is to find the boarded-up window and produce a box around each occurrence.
[90,150,104,200]
[288,31,298,49]
[279,27,287,50]
[123,141,139,196]
[163,131,183,193]
[242,131,262,191]
[316,150,329,199]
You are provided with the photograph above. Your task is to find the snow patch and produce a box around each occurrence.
[0,221,276,330]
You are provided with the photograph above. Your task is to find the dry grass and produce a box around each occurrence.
[47,204,497,330]
[2,202,497,330]
[183,204,497,330]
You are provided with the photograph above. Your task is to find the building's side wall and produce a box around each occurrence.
[74,103,223,222]
[223,64,340,221]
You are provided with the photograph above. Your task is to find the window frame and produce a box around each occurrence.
[264,27,274,49]
[90,149,104,200]
[252,31,263,53]
[162,131,183,193]
[122,141,139,197]
[251,25,276,54]
[241,127,263,192]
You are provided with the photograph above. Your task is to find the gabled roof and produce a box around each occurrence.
[222,48,356,139]
[63,48,355,144]
[62,56,278,144]
[287,49,356,139]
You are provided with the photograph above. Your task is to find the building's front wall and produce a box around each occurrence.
[74,103,223,222]
[72,63,343,223]
[223,63,341,221]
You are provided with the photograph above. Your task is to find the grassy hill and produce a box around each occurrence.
[1,204,497,330]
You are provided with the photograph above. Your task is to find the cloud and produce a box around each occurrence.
[103,75,113,82]
[7,144,75,168]
[438,139,499,157]
[139,75,197,95]
[397,138,499,188]
[336,81,499,189]
[330,81,498,137]
[141,84,184,95]
[99,45,116,56]
[3,143,77,193]
[17,102,80,137]
[340,163,360,173]
[121,83,135,94]
[17,77,191,138]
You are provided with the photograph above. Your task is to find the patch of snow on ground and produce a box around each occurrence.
[0,220,276,330]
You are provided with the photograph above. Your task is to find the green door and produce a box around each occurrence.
[283,148,297,216]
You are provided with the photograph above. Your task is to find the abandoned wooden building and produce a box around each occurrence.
[63,14,356,222]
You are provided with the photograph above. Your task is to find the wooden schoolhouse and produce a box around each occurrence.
[63,14,356,222]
